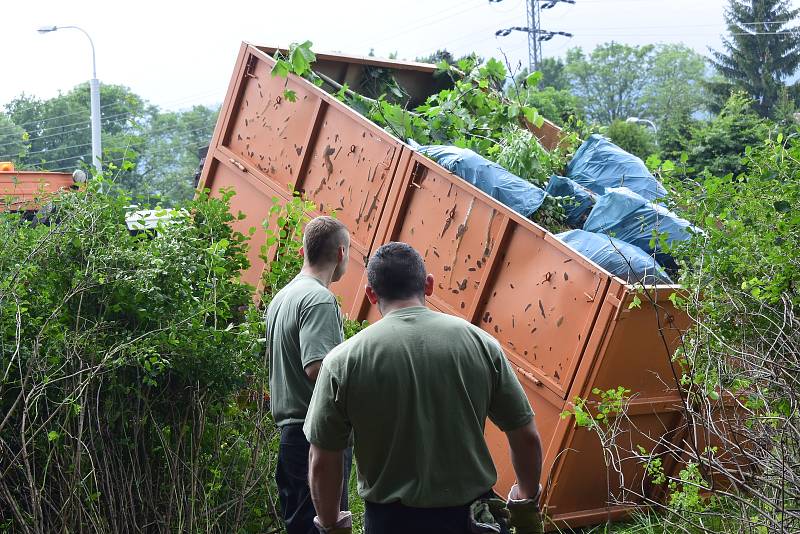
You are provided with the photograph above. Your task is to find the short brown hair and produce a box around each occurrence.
[367,242,426,301]
[303,216,348,265]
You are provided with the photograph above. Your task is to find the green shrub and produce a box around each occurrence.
[0,181,279,532]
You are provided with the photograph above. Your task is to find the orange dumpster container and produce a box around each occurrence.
[198,43,692,529]
[0,168,76,212]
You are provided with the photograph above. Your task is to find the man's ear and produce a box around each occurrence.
[424,273,434,297]
[365,285,379,305]
[337,245,345,262]
[299,246,305,258]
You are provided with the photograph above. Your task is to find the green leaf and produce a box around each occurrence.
[48,431,60,442]
[525,71,542,87]
[483,58,506,80]
[628,295,642,309]
[288,40,316,75]
[774,200,791,213]
[290,51,311,75]
[283,89,297,103]
[271,59,290,78]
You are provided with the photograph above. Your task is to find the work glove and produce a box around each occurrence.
[469,497,509,533]
[506,484,544,534]
[313,511,352,534]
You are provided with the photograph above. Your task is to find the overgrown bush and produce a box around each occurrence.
[563,133,799,533]
[0,182,280,532]
[605,119,657,160]
[659,133,799,532]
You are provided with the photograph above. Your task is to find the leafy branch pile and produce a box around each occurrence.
[272,42,579,231]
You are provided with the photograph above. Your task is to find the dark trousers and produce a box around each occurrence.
[364,491,511,534]
[276,423,352,534]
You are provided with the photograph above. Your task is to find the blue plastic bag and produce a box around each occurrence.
[545,175,597,227]
[583,187,694,269]
[557,229,673,285]
[410,142,547,218]
[567,134,667,201]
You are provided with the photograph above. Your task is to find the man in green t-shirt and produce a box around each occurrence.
[304,242,544,534]
[266,215,353,534]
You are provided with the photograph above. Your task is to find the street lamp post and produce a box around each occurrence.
[626,117,658,138]
[38,25,102,175]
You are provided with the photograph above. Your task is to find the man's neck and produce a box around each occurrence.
[300,264,336,288]
[379,298,427,316]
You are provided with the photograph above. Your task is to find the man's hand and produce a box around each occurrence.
[469,497,509,533]
[313,511,352,534]
[506,483,544,534]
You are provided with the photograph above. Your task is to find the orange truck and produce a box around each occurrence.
[198,43,694,529]
[0,162,82,213]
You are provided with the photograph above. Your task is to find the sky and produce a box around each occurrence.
[0,0,760,112]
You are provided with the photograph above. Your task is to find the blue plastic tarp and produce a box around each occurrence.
[545,175,597,227]
[582,187,694,269]
[557,229,673,285]
[566,134,667,201]
[410,142,547,218]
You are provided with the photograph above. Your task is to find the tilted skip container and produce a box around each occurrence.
[198,43,692,529]
[0,168,76,212]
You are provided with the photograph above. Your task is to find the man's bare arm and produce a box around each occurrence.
[506,417,543,500]
[308,443,345,527]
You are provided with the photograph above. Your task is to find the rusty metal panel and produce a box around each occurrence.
[0,171,74,211]
[572,281,690,400]
[544,408,684,528]
[376,152,613,400]
[381,155,509,317]
[296,104,402,257]
[219,54,322,192]
[201,157,371,318]
[201,45,407,303]
[476,225,610,399]
[202,157,289,289]
[334,250,370,321]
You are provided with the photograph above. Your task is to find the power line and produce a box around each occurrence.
[0,117,217,161]
[0,90,223,137]
[48,139,211,173]
[367,0,487,50]
[19,123,216,171]
[0,97,221,153]
[408,12,521,59]
[491,0,575,71]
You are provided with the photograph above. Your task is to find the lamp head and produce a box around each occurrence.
[37,25,58,34]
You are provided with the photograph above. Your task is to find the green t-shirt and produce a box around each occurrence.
[303,306,533,508]
[267,274,344,427]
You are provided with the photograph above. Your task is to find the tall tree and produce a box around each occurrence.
[563,42,654,124]
[3,84,149,175]
[538,57,569,91]
[0,115,28,163]
[641,44,708,156]
[687,92,771,177]
[709,0,800,116]
[136,105,219,204]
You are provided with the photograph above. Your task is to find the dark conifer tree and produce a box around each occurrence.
[709,0,800,116]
